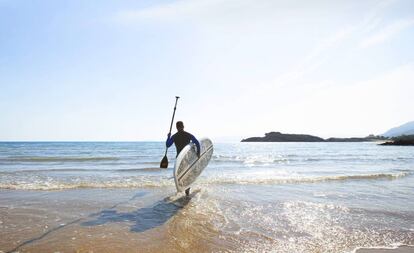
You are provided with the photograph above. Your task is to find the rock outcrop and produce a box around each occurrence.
[380,135,414,146]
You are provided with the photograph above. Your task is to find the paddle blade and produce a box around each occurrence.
[160,155,168,168]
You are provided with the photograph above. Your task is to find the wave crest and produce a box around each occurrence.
[203,172,411,185]
[0,156,120,162]
[0,172,410,190]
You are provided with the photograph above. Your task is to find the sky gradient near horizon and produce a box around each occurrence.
[1,0,414,141]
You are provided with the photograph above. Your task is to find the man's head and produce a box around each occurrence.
[176,121,184,131]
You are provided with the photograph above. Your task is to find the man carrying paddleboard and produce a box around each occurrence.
[166,121,200,195]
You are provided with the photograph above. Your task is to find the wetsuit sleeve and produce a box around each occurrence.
[166,134,174,148]
[190,135,201,155]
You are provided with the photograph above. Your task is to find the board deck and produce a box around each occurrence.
[173,138,213,192]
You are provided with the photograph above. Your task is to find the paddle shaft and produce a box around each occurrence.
[164,96,180,156]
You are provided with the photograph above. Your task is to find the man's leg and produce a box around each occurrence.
[185,187,190,196]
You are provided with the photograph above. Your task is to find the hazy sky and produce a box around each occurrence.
[1,0,414,141]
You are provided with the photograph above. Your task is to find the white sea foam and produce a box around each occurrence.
[349,243,412,253]
[0,171,410,190]
[199,171,411,186]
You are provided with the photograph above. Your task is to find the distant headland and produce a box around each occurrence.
[241,121,414,145]
[241,132,386,143]
[241,132,414,146]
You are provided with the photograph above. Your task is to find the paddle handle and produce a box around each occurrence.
[165,96,180,155]
[168,96,180,134]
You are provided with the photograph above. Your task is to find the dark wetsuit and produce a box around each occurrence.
[166,130,200,157]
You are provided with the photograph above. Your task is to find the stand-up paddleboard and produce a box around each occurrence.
[174,138,213,192]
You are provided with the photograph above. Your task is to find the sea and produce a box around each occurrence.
[0,142,413,253]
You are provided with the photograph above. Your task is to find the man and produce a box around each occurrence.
[166,121,201,196]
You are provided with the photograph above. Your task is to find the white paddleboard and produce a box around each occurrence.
[173,138,213,192]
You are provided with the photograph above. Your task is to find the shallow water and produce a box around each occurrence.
[0,142,413,252]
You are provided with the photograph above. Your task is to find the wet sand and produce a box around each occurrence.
[1,187,413,253]
[0,188,238,253]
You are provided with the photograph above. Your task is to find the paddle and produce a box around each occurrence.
[160,96,180,168]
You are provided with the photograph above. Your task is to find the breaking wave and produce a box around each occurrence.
[0,156,120,162]
[203,172,411,185]
[0,167,168,174]
[0,172,410,190]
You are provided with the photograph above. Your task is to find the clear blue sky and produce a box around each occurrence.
[1,0,414,141]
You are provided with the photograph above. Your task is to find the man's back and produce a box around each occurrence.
[172,130,193,155]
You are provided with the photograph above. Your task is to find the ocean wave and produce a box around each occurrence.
[212,154,414,164]
[0,172,410,190]
[0,156,120,162]
[0,182,173,190]
[116,167,169,172]
[204,172,411,185]
[0,177,174,190]
[212,154,290,165]
[350,244,413,253]
[0,168,106,174]
[0,167,172,174]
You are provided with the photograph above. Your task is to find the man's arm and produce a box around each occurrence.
[166,133,174,148]
[190,135,201,157]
